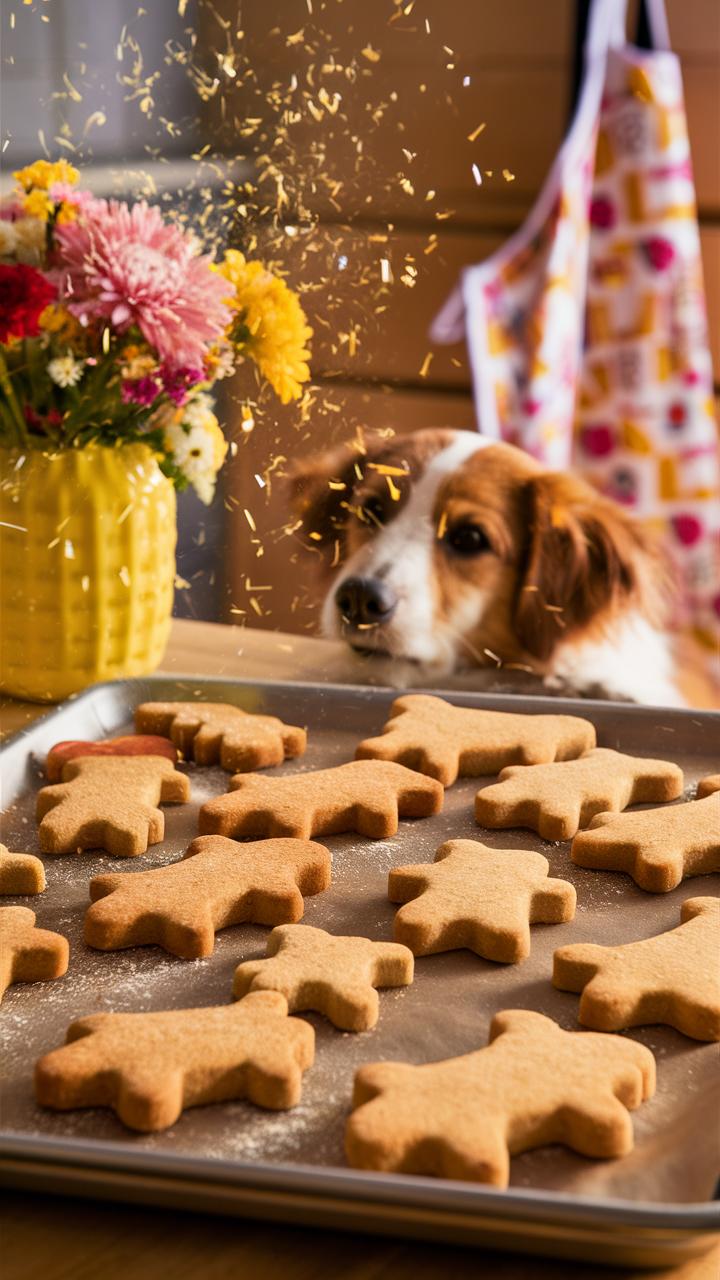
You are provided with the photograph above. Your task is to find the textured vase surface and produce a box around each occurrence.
[0,443,177,702]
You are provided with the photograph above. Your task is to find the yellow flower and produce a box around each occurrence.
[23,189,53,222]
[39,304,81,343]
[120,346,157,380]
[219,249,312,404]
[55,203,79,225]
[14,159,79,191]
[205,412,229,469]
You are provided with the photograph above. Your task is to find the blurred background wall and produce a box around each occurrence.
[3,0,718,633]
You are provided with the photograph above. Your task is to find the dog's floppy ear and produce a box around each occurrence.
[287,434,386,555]
[514,471,656,661]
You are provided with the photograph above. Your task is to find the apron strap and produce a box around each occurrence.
[638,0,671,51]
[586,0,628,58]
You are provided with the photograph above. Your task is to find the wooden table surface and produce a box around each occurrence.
[1,618,718,1279]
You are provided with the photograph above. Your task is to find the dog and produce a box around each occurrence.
[289,427,682,705]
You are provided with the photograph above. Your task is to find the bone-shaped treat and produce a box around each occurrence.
[0,843,45,895]
[46,735,177,782]
[85,836,332,959]
[35,991,314,1131]
[233,923,414,1031]
[0,906,69,1003]
[571,793,720,892]
[553,897,720,1040]
[355,694,596,786]
[389,839,576,961]
[36,756,190,857]
[135,701,306,772]
[346,1008,655,1186]
[475,748,683,841]
[199,760,444,841]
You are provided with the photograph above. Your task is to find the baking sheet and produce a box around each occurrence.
[0,678,718,1256]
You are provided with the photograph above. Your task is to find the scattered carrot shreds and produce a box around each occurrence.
[367,463,407,478]
[361,45,381,62]
[468,122,486,142]
[308,531,323,541]
[385,475,401,501]
[419,351,434,378]
[436,509,448,539]
[327,480,347,490]
[243,509,257,532]
[503,168,516,182]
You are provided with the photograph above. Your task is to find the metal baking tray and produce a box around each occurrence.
[0,676,718,1268]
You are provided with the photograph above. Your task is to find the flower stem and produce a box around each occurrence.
[0,350,28,445]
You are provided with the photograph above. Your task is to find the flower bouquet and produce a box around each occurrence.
[0,159,312,701]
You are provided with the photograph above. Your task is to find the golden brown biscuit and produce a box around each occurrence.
[571,793,720,891]
[135,701,306,772]
[85,836,332,959]
[199,760,444,841]
[356,694,596,786]
[35,991,314,1131]
[553,897,720,1040]
[46,735,177,782]
[475,748,683,841]
[389,839,576,961]
[346,1009,655,1186]
[233,923,414,1031]
[36,755,190,857]
[0,906,69,1003]
[0,843,45,895]
[697,774,720,798]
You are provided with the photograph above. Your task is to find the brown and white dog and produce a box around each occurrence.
[290,427,681,705]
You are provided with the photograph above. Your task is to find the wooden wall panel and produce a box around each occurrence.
[285,223,720,388]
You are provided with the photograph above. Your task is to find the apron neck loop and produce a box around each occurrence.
[586,0,671,59]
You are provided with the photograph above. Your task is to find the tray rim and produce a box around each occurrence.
[0,1130,718,1228]
[3,672,719,759]
[1,673,719,1254]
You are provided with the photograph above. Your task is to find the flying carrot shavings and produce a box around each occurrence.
[436,509,448,539]
[468,123,486,142]
[419,352,433,378]
[368,463,410,477]
[503,169,516,181]
[385,476,401,501]
[243,509,256,531]
[361,45,381,62]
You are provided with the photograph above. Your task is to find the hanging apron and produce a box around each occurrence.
[431,0,720,653]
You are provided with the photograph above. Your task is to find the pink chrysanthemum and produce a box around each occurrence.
[52,199,232,369]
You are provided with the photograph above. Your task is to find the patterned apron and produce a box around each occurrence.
[432,0,720,656]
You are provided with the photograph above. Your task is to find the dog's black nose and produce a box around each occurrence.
[335,576,398,627]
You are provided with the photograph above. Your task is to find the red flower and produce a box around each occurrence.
[0,263,56,343]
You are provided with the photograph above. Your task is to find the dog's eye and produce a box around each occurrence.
[360,496,385,526]
[445,522,491,556]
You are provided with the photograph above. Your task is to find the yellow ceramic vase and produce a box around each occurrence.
[0,443,177,702]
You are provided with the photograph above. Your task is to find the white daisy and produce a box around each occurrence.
[181,392,215,431]
[12,216,46,264]
[0,221,17,259]
[48,354,85,388]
